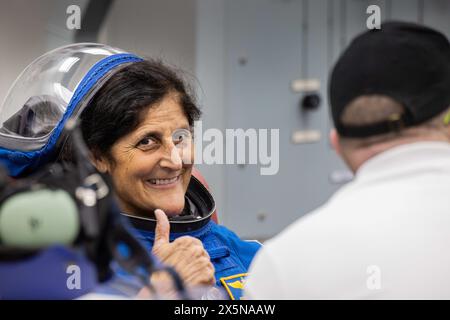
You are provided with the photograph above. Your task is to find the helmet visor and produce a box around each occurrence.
[0,43,126,150]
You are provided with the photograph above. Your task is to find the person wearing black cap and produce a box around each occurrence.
[245,21,450,299]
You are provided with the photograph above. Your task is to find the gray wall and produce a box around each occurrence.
[194,0,227,219]
[217,0,450,239]
[0,0,88,104]
[99,0,197,74]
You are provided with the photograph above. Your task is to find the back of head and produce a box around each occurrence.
[329,21,450,146]
[327,21,450,174]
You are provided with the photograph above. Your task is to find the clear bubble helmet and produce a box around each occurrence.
[0,43,143,177]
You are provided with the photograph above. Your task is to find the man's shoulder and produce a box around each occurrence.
[263,198,348,256]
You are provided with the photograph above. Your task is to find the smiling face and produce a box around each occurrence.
[94,93,194,218]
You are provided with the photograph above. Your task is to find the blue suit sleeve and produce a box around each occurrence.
[212,224,262,270]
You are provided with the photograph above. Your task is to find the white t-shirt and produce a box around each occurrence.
[245,142,450,299]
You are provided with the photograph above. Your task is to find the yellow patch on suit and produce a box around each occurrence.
[220,273,249,300]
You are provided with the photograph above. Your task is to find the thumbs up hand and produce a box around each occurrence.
[151,209,216,286]
[153,209,171,251]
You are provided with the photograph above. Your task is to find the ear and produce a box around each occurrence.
[89,151,110,174]
[329,128,342,157]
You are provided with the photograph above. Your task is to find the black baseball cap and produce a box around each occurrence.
[329,21,450,138]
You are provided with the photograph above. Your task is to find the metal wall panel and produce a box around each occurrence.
[221,0,448,239]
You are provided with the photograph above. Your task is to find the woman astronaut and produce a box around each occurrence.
[0,44,260,300]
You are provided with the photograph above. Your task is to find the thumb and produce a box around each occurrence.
[153,209,170,250]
